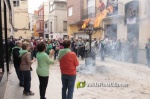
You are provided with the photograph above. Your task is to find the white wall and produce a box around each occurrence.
[45,32,68,39]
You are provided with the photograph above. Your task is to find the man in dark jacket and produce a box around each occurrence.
[146,38,150,67]
[12,41,24,86]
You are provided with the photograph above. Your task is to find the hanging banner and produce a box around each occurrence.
[125,1,139,25]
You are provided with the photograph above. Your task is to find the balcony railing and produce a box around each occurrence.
[63,28,67,31]
[82,3,124,21]
[82,6,98,20]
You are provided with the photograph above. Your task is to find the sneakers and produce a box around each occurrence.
[23,91,35,96]
[19,84,24,87]
[40,97,46,99]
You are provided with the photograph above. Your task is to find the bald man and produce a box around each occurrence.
[12,41,24,87]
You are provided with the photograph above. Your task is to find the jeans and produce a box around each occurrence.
[132,50,138,63]
[21,71,31,92]
[100,49,105,61]
[38,75,49,99]
[61,74,76,99]
[33,50,37,58]
[147,58,150,67]
[54,50,59,60]
[14,63,24,85]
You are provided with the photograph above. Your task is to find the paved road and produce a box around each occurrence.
[3,58,150,99]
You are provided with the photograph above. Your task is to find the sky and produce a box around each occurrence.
[28,0,48,13]
[28,0,66,13]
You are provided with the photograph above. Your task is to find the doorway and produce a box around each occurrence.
[127,24,139,42]
[105,24,117,40]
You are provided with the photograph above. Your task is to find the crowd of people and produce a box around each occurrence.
[9,37,79,99]
[7,36,150,67]
[69,37,150,66]
[3,36,150,99]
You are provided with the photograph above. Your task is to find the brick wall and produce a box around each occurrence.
[67,0,83,24]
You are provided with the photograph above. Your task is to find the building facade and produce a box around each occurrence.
[13,0,31,38]
[36,4,44,37]
[44,1,50,38]
[46,0,68,39]
[67,0,104,39]
[29,13,34,36]
[67,0,150,64]
[33,10,39,37]
[67,0,150,49]
[0,0,13,98]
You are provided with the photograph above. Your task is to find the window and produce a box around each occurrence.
[61,4,64,8]
[39,12,40,17]
[50,4,56,12]
[13,0,19,7]
[39,22,41,29]
[50,22,52,32]
[37,22,40,29]
[45,23,47,28]
[50,35,53,39]
[50,6,53,11]
[41,21,44,29]
[63,35,68,38]
[28,23,30,30]
[45,34,49,38]
[63,21,67,31]
[145,0,150,15]
[87,0,95,18]
[68,7,73,16]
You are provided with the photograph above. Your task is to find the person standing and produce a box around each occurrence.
[116,39,122,61]
[12,41,24,86]
[33,39,37,58]
[146,38,150,67]
[131,38,138,63]
[58,40,79,99]
[46,40,53,56]
[85,39,90,53]
[19,42,36,96]
[36,42,54,99]
[9,37,15,62]
[99,39,105,61]
[53,39,60,60]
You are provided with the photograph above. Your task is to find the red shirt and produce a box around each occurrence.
[60,52,79,75]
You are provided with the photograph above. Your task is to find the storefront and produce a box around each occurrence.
[0,0,13,98]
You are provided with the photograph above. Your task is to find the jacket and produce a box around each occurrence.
[58,48,79,75]
[19,50,32,71]
[12,46,21,65]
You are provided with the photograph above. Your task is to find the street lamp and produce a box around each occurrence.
[78,20,105,66]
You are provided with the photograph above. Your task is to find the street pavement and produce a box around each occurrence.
[3,58,150,99]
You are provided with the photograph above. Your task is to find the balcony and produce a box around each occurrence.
[106,2,124,17]
[36,28,44,33]
[82,3,124,21]
[82,6,98,20]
